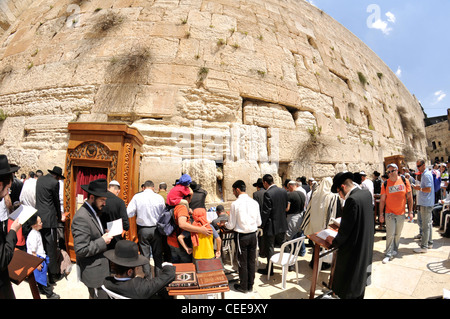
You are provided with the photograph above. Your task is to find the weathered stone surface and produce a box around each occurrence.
[0,0,428,204]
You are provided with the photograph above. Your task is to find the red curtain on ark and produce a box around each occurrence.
[75,167,107,200]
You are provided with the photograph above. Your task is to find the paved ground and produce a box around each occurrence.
[12,218,449,300]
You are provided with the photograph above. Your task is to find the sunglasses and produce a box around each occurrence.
[416,163,424,168]
[386,170,396,174]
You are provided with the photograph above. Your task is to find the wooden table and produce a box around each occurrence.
[8,249,44,299]
[167,285,229,299]
[307,229,338,299]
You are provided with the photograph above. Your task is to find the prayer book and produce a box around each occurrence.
[197,270,228,289]
[168,263,198,289]
[9,205,37,225]
[316,229,337,241]
[106,218,123,237]
[194,258,224,273]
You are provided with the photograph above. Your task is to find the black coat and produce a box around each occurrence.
[35,174,61,228]
[261,185,288,236]
[252,189,265,214]
[103,264,176,299]
[0,226,17,298]
[100,191,130,249]
[331,188,375,299]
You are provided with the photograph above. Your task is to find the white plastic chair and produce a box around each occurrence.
[267,236,306,289]
[101,285,130,299]
[444,214,450,235]
[440,204,449,228]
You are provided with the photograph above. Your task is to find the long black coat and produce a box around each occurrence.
[261,185,288,236]
[35,174,61,229]
[331,188,374,299]
[0,226,17,298]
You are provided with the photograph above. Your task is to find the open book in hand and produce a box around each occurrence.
[9,205,37,225]
[106,219,123,237]
[330,217,341,227]
[316,228,337,241]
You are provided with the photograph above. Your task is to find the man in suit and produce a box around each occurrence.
[102,240,175,299]
[35,166,65,283]
[0,155,22,299]
[71,178,113,299]
[100,180,129,249]
[326,172,375,299]
[258,174,288,276]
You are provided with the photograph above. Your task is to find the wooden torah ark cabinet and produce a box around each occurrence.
[63,122,144,261]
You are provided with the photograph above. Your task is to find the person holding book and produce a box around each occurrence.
[103,240,176,299]
[25,213,60,299]
[326,172,374,299]
[178,208,222,260]
[0,155,23,298]
[224,180,261,293]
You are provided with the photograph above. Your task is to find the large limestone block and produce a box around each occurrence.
[229,123,268,163]
[181,158,220,203]
[175,88,242,123]
[139,156,182,190]
[222,159,261,202]
[243,100,295,129]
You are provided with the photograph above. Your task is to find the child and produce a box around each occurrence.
[178,208,222,260]
[166,174,192,210]
[25,213,60,299]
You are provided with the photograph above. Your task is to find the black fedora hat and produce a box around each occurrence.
[104,240,148,268]
[81,178,109,197]
[48,166,65,179]
[331,172,354,193]
[252,178,263,188]
[0,155,19,176]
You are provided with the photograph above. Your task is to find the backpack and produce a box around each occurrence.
[156,206,176,236]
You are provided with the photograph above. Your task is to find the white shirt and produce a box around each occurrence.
[27,229,46,258]
[226,193,261,234]
[361,178,374,204]
[19,178,37,208]
[127,189,165,227]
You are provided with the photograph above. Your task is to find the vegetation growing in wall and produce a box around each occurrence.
[357,72,368,87]
[93,11,124,33]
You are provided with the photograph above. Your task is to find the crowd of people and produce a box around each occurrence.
[0,153,449,300]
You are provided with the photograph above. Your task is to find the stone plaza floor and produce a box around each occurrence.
[12,218,450,300]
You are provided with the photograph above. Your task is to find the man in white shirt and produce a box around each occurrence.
[360,171,374,205]
[224,180,261,293]
[127,180,165,277]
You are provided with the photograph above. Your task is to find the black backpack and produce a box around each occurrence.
[156,206,176,236]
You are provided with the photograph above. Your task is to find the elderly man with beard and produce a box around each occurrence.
[72,178,113,299]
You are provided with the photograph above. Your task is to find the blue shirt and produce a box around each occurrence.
[417,169,434,207]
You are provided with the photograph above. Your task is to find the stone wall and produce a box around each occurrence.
[0,0,428,203]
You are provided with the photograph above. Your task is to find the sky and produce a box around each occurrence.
[306,0,450,118]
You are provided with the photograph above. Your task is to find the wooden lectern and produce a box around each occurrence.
[9,249,44,299]
[63,122,144,261]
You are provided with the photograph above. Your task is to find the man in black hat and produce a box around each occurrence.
[326,172,374,299]
[252,178,265,214]
[71,178,113,299]
[35,165,65,284]
[0,155,22,298]
[102,240,175,299]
